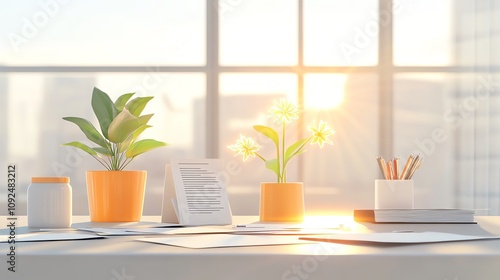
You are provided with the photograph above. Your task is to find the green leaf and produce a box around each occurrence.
[62,117,108,148]
[264,158,280,178]
[284,138,309,166]
[138,114,154,125]
[107,108,141,143]
[114,93,135,111]
[93,147,113,156]
[253,125,279,147]
[62,141,98,156]
[118,125,151,153]
[125,139,167,158]
[91,87,118,139]
[126,96,154,117]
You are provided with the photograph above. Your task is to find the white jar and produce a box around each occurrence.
[27,177,72,228]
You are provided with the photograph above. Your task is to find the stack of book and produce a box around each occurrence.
[353,209,476,224]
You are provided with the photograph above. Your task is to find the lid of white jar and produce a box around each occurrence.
[31,177,70,183]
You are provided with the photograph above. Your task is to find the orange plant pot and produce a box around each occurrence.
[259,182,305,223]
[86,170,147,222]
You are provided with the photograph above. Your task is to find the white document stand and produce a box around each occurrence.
[161,159,232,226]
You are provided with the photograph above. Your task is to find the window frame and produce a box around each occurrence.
[0,0,494,173]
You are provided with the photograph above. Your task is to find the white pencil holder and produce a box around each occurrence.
[375,180,414,209]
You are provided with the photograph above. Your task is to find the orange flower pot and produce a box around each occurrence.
[259,182,305,223]
[86,170,146,222]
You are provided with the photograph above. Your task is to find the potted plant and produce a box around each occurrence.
[62,87,167,222]
[228,98,334,222]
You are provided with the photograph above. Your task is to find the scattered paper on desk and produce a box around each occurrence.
[77,228,157,236]
[233,228,342,235]
[71,220,172,229]
[299,231,500,244]
[127,226,228,235]
[117,222,186,228]
[76,222,186,236]
[138,234,314,249]
[0,232,103,242]
[128,225,341,235]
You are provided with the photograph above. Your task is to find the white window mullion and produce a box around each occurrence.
[206,0,220,158]
[379,0,394,157]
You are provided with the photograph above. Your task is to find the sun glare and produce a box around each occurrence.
[304,74,347,110]
[301,215,355,229]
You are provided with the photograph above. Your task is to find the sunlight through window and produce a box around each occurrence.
[304,74,346,110]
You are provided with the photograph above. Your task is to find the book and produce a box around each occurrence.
[353,209,476,224]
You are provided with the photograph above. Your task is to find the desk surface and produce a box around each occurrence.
[2,216,500,280]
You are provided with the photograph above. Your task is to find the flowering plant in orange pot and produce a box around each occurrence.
[228,98,334,222]
[62,87,167,222]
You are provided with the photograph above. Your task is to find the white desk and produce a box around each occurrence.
[2,216,500,280]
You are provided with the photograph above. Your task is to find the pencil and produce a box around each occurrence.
[407,156,423,179]
[399,154,414,180]
[407,154,420,179]
[393,157,399,180]
[387,161,394,180]
[377,156,389,180]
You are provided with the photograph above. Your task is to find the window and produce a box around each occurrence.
[2,0,500,216]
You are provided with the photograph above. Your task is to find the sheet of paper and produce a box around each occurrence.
[162,159,233,226]
[138,234,314,249]
[128,227,231,235]
[141,223,187,228]
[232,229,343,235]
[77,228,158,236]
[75,222,186,236]
[128,226,295,235]
[299,231,500,244]
[0,232,103,242]
[127,225,341,235]
[71,220,167,229]
[234,222,341,230]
